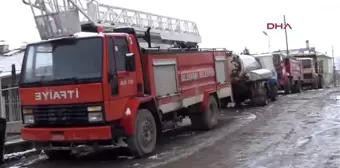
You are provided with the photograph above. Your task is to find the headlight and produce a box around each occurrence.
[22,108,34,124]
[23,109,33,115]
[88,112,103,122]
[23,115,34,124]
[87,106,102,112]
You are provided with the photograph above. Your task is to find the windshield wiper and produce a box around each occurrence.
[52,77,80,84]
[21,75,51,86]
[39,75,49,83]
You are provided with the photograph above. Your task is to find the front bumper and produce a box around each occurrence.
[21,126,112,141]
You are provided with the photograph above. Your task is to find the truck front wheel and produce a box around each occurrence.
[127,109,157,158]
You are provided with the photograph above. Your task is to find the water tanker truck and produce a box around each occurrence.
[230,53,278,106]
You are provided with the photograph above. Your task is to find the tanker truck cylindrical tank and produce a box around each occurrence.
[231,54,262,79]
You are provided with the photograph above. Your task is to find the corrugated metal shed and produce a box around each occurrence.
[0,49,25,78]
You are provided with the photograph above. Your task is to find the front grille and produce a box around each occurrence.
[304,73,313,79]
[32,104,89,126]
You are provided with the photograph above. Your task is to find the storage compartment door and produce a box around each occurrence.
[153,59,179,97]
[215,56,227,84]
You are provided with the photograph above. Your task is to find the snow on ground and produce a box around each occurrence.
[4,149,36,160]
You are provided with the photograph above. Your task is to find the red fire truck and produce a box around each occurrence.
[15,0,234,158]
[273,52,304,94]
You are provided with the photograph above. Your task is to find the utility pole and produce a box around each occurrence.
[284,15,289,57]
[332,45,336,86]
[262,31,270,52]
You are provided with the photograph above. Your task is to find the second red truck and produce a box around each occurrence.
[273,53,304,94]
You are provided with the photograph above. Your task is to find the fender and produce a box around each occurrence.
[201,89,217,112]
[120,96,153,136]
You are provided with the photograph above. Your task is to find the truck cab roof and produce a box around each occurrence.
[297,57,313,60]
[27,32,103,45]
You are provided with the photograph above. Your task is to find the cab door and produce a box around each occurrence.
[107,36,137,99]
[105,35,137,121]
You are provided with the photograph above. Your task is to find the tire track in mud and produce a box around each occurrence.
[4,89,339,168]
[156,88,339,168]
[247,89,340,168]
[139,111,257,168]
[155,96,300,168]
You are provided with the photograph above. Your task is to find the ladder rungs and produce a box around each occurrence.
[23,0,202,44]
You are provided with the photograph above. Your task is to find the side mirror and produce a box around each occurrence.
[11,64,17,85]
[126,53,136,71]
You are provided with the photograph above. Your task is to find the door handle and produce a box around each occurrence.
[117,71,129,78]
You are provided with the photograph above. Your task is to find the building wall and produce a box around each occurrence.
[317,55,334,85]
[0,75,22,133]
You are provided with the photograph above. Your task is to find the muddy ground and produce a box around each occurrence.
[3,88,340,168]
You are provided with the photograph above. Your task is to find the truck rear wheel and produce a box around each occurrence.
[313,76,319,89]
[296,80,302,93]
[318,76,324,88]
[270,84,278,101]
[190,96,219,130]
[292,80,302,93]
[127,109,157,158]
[284,78,292,94]
[253,95,269,106]
[45,150,72,160]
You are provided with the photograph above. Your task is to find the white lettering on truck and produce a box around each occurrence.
[181,69,215,82]
[35,88,79,101]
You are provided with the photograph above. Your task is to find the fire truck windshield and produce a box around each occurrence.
[20,37,103,86]
[302,59,312,68]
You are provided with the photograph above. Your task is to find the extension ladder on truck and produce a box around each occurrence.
[23,0,202,48]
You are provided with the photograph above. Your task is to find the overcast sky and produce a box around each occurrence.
[0,0,339,58]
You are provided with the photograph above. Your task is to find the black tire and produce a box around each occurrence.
[127,109,157,158]
[233,97,243,108]
[258,96,269,106]
[45,150,72,160]
[291,80,302,93]
[313,76,319,89]
[261,83,270,106]
[252,96,269,106]
[270,84,278,101]
[0,146,4,164]
[318,76,324,88]
[296,80,302,93]
[284,78,292,94]
[190,96,219,130]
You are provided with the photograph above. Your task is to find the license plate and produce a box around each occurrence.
[51,132,65,141]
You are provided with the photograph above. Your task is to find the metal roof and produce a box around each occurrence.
[0,49,25,78]
[252,53,273,58]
